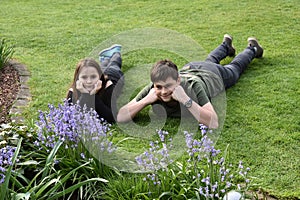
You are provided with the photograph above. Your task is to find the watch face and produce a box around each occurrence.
[185,99,192,108]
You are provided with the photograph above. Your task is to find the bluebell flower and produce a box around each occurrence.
[137,130,172,168]
[201,176,210,185]
[157,129,168,142]
[34,100,115,163]
[0,145,17,185]
[238,161,244,169]
[135,124,252,198]
[0,173,5,184]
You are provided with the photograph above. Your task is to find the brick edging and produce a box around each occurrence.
[8,60,31,124]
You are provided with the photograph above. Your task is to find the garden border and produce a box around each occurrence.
[8,60,31,124]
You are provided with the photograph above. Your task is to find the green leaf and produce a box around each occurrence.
[10,173,28,190]
[41,140,63,179]
[47,178,108,200]
[158,191,172,199]
[14,192,31,200]
[16,160,39,166]
[35,178,60,197]
[0,38,14,69]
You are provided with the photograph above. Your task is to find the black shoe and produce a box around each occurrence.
[223,34,236,57]
[247,37,263,58]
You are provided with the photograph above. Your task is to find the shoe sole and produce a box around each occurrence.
[98,44,122,56]
[224,34,235,56]
[247,37,263,58]
[247,37,259,45]
[224,34,233,41]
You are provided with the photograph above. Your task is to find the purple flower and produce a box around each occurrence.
[0,173,5,184]
[135,124,253,197]
[201,176,210,185]
[135,130,173,172]
[157,129,168,142]
[198,186,204,195]
[226,181,232,188]
[211,182,218,192]
[238,161,244,169]
[34,100,115,157]
[0,145,17,185]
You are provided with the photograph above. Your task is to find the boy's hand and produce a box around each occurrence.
[172,85,189,103]
[145,88,159,104]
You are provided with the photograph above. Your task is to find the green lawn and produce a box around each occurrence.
[1,0,299,198]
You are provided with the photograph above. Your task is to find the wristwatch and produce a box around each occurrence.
[184,98,193,108]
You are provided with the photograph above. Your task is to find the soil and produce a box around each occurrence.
[0,63,20,124]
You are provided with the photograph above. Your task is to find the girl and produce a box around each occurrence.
[67,45,124,123]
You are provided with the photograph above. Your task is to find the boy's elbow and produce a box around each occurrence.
[116,113,126,123]
[209,114,219,129]
[200,120,218,129]
[209,120,219,129]
[201,113,219,129]
[116,111,131,123]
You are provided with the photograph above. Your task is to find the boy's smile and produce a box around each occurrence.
[153,77,180,102]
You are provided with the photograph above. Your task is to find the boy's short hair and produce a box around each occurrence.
[150,59,179,82]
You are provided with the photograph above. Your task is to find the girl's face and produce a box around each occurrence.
[78,66,100,92]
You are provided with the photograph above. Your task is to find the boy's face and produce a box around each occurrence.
[78,66,100,92]
[153,76,180,102]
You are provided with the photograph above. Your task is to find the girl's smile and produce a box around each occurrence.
[78,67,100,92]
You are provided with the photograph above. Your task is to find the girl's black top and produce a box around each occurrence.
[67,77,116,123]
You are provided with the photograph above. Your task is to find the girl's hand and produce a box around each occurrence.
[76,80,89,93]
[90,80,102,95]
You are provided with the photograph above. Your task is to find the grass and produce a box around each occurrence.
[0,0,299,198]
[0,38,14,70]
